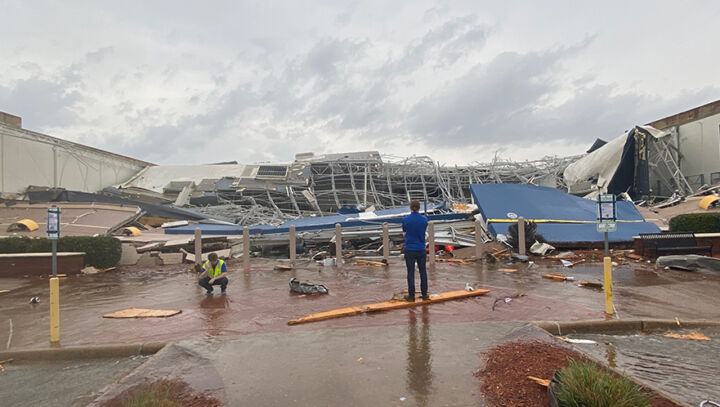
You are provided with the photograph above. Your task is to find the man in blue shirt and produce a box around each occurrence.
[402,200,429,302]
[197,252,229,295]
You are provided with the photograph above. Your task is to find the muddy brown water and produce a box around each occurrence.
[566,328,720,405]
[0,257,718,350]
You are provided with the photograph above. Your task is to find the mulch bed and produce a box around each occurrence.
[477,341,682,407]
[100,379,221,407]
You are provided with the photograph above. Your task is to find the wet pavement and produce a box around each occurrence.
[1,257,719,349]
[90,320,534,407]
[1,355,150,407]
[566,327,720,405]
[2,256,720,406]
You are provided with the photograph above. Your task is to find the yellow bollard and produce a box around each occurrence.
[603,257,613,315]
[49,277,60,343]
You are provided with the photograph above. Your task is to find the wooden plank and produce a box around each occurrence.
[542,273,568,281]
[103,307,181,318]
[356,259,387,267]
[288,289,490,325]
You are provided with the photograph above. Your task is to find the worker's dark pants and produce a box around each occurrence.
[198,276,228,292]
[405,250,428,298]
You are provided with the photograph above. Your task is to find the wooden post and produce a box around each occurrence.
[243,226,250,270]
[335,223,342,267]
[382,222,390,263]
[518,217,526,255]
[475,219,483,260]
[194,228,202,265]
[428,222,435,268]
[289,225,296,264]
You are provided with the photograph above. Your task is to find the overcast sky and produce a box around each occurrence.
[1,1,719,165]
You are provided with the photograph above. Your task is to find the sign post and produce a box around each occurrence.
[597,194,616,316]
[47,206,61,344]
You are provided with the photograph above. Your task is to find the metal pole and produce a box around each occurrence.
[289,225,296,264]
[51,239,57,278]
[49,277,59,343]
[604,232,609,257]
[363,164,368,207]
[194,228,202,265]
[243,226,250,270]
[382,222,390,263]
[428,222,435,269]
[518,217,526,255]
[604,256,614,315]
[335,223,342,267]
[48,205,60,344]
[604,231,613,315]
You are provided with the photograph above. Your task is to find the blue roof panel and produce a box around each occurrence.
[469,183,659,243]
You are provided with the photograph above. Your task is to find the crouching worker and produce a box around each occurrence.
[197,253,228,295]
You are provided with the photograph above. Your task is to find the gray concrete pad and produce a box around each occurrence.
[91,320,532,407]
[0,355,150,407]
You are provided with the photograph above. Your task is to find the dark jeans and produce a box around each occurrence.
[405,250,427,298]
[198,276,228,292]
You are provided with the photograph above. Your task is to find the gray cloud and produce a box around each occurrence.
[1,2,718,166]
[0,78,82,128]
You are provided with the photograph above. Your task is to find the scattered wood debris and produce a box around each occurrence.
[664,331,711,341]
[527,376,550,387]
[103,308,182,318]
[274,264,293,271]
[542,273,572,281]
[0,358,13,372]
[355,259,388,267]
[577,281,603,289]
[435,258,473,265]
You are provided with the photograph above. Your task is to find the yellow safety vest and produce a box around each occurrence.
[203,259,225,278]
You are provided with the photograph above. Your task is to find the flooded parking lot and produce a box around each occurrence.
[2,257,718,350]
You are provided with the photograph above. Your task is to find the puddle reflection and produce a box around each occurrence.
[200,296,230,337]
[406,306,434,406]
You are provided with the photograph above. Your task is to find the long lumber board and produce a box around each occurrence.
[103,308,182,318]
[287,289,490,325]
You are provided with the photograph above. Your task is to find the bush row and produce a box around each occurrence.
[0,236,122,268]
[668,212,720,233]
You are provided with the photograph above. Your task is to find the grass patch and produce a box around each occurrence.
[555,359,651,407]
[102,379,220,407]
[120,380,183,407]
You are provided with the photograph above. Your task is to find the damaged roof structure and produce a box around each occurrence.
[2,99,719,250]
[470,184,661,246]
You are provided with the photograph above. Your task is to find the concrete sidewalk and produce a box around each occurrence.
[90,320,535,407]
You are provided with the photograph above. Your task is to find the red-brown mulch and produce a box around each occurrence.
[100,379,221,407]
[477,341,682,407]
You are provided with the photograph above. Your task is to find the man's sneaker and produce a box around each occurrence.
[421,295,430,301]
[205,290,213,296]
[221,289,227,295]
[403,294,415,302]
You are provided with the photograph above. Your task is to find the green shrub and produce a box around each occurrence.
[0,236,121,268]
[669,212,720,233]
[555,359,650,407]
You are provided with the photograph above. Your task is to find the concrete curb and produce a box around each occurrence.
[0,342,166,361]
[535,318,720,335]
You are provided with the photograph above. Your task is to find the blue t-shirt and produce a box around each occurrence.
[402,212,428,251]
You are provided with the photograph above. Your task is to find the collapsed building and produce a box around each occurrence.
[1,99,719,255]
